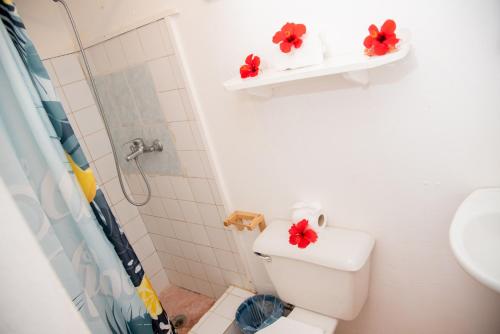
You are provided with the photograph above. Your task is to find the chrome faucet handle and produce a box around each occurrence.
[124,138,162,161]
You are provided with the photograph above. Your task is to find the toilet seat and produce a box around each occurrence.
[257,307,338,334]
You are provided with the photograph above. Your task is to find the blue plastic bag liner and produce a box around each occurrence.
[235,295,284,334]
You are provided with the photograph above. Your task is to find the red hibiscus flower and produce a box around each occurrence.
[363,19,399,56]
[240,54,260,79]
[288,219,318,249]
[272,22,307,53]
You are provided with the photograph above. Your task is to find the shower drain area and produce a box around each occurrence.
[160,286,215,334]
[172,314,188,329]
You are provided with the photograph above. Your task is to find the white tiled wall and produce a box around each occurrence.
[42,18,249,299]
[43,52,169,293]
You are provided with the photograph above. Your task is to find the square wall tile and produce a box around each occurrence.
[138,21,169,60]
[113,199,139,225]
[198,203,222,228]
[151,234,167,252]
[177,151,205,178]
[126,174,146,195]
[165,269,181,286]
[206,227,231,251]
[93,153,117,183]
[103,177,125,205]
[148,57,177,92]
[170,176,194,201]
[84,129,112,160]
[169,122,197,150]
[147,197,167,218]
[51,53,84,85]
[133,235,155,261]
[154,175,176,198]
[141,252,163,277]
[162,198,184,221]
[159,251,176,270]
[156,217,176,238]
[179,241,200,262]
[189,224,211,246]
[194,278,214,298]
[171,220,193,242]
[204,265,225,285]
[163,237,183,257]
[214,249,238,272]
[211,283,229,299]
[196,245,218,266]
[62,80,95,112]
[179,201,203,225]
[150,269,170,292]
[187,260,206,280]
[177,272,197,291]
[172,256,190,274]
[120,30,145,65]
[72,105,103,136]
[104,37,127,72]
[122,215,147,244]
[159,90,186,122]
[189,178,215,204]
[221,270,243,287]
[85,43,110,76]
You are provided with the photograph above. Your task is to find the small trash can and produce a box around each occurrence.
[235,295,284,334]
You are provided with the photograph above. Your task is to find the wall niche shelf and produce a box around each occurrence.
[223,42,410,97]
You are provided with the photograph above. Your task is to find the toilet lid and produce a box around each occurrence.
[257,316,324,334]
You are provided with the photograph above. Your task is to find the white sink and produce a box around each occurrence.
[450,189,500,293]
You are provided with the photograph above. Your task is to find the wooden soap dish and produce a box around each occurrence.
[224,211,266,232]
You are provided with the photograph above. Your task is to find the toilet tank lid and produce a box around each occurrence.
[253,220,375,272]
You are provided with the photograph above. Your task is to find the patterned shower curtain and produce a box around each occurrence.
[0,1,175,333]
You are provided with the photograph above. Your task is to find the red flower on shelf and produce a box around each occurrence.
[240,54,261,79]
[288,219,318,249]
[272,22,307,53]
[363,19,399,56]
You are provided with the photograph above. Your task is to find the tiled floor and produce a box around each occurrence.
[160,285,215,333]
[189,286,255,334]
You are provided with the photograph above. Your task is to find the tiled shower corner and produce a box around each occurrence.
[42,18,251,298]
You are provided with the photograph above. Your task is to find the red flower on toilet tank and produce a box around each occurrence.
[289,219,318,249]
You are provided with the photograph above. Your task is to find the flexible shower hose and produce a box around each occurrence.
[54,0,152,206]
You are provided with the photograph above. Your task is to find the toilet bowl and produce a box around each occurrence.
[257,307,338,334]
[252,220,375,332]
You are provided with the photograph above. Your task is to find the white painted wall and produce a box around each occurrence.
[15,0,500,333]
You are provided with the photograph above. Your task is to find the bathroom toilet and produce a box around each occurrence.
[252,220,375,333]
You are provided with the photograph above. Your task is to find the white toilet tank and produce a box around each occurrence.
[253,220,375,321]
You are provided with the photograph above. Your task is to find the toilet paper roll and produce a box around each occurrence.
[291,202,327,230]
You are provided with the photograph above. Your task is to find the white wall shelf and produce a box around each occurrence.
[223,42,410,97]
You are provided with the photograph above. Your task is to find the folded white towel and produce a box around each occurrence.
[257,316,324,334]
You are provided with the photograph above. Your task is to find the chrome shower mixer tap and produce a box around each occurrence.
[126,138,163,162]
